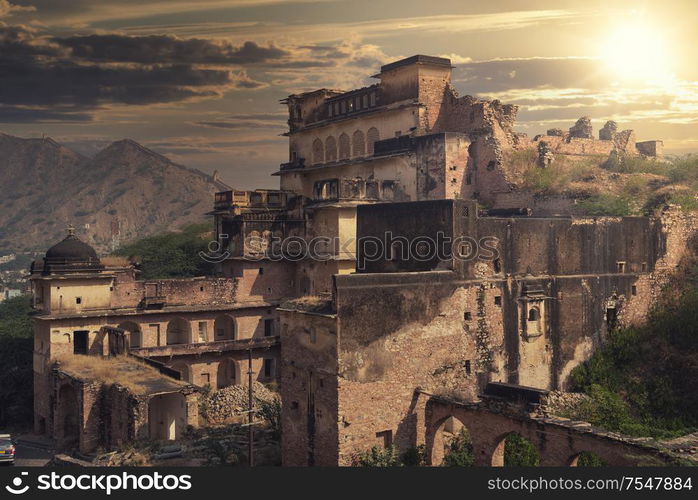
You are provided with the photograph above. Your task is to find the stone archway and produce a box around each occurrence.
[429,415,474,466]
[118,321,142,348]
[569,451,606,466]
[216,358,239,389]
[214,314,236,341]
[491,431,541,466]
[166,318,191,345]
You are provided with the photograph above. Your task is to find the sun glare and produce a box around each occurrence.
[602,21,675,85]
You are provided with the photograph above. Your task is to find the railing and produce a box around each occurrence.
[312,178,398,202]
[214,190,288,210]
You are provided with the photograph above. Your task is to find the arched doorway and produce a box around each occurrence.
[569,451,606,466]
[491,432,541,466]
[166,318,191,345]
[118,321,142,348]
[216,358,238,389]
[57,384,79,448]
[214,315,236,341]
[430,416,474,466]
[169,362,190,382]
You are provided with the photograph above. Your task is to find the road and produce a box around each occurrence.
[7,442,53,467]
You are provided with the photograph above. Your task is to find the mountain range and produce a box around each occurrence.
[0,133,230,254]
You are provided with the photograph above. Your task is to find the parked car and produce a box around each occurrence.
[0,434,15,465]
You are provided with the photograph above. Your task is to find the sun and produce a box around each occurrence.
[602,21,674,85]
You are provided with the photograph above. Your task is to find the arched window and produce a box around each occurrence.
[352,130,365,157]
[214,315,236,340]
[118,321,141,348]
[312,138,324,164]
[527,308,539,321]
[325,136,337,162]
[338,133,350,160]
[217,358,238,389]
[166,318,191,345]
[367,127,380,155]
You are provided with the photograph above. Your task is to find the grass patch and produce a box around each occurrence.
[576,194,636,216]
[55,354,186,395]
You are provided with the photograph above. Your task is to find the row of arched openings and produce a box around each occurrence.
[169,358,239,389]
[312,127,380,164]
[432,416,606,467]
[118,315,237,348]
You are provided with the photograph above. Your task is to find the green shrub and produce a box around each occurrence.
[576,451,606,467]
[504,433,540,466]
[401,445,427,466]
[576,194,636,216]
[353,446,400,467]
[442,428,475,467]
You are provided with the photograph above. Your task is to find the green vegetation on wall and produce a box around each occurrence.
[517,153,698,217]
[567,263,698,439]
[113,223,215,279]
[0,295,34,428]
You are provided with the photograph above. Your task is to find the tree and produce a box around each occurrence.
[0,295,34,427]
[113,223,215,279]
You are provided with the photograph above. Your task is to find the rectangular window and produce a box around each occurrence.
[617,261,626,273]
[340,101,346,114]
[363,94,368,108]
[263,359,274,378]
[264,318,274,337]
[369,92,376,106]
[494,296,502,306]
[464,311,472,321]
[631,285,637,296]
[73,330,88,355]
[465,360,472,375]
[75,297,82,305]
[201,373,210,386]
[198,321,208,342]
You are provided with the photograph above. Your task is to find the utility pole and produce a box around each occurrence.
[247,348,254,467]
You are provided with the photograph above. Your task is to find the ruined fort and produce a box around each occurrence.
[31,55,696,465]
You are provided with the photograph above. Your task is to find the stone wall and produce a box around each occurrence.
[279,308,338,466]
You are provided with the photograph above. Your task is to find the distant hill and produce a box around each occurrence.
[0,133,229,254]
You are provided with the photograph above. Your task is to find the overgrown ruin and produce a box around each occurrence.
[31,54,696,465]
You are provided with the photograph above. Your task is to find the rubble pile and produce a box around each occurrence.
[542,390,590,417]
[202,382,279,424]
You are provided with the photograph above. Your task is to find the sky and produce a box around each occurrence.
[1,0,697,188]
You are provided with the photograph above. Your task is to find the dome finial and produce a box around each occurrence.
[67,224,75,236]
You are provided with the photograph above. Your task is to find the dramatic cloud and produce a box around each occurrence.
[0,26,269,122]
[54,35,288,64]
[0,0,34,18]
[0,105,91,123]
[454,57,605,95]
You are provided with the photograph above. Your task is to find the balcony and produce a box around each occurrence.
[312,177,399,203]
[279,157,306,171]
[214,190,288,211]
